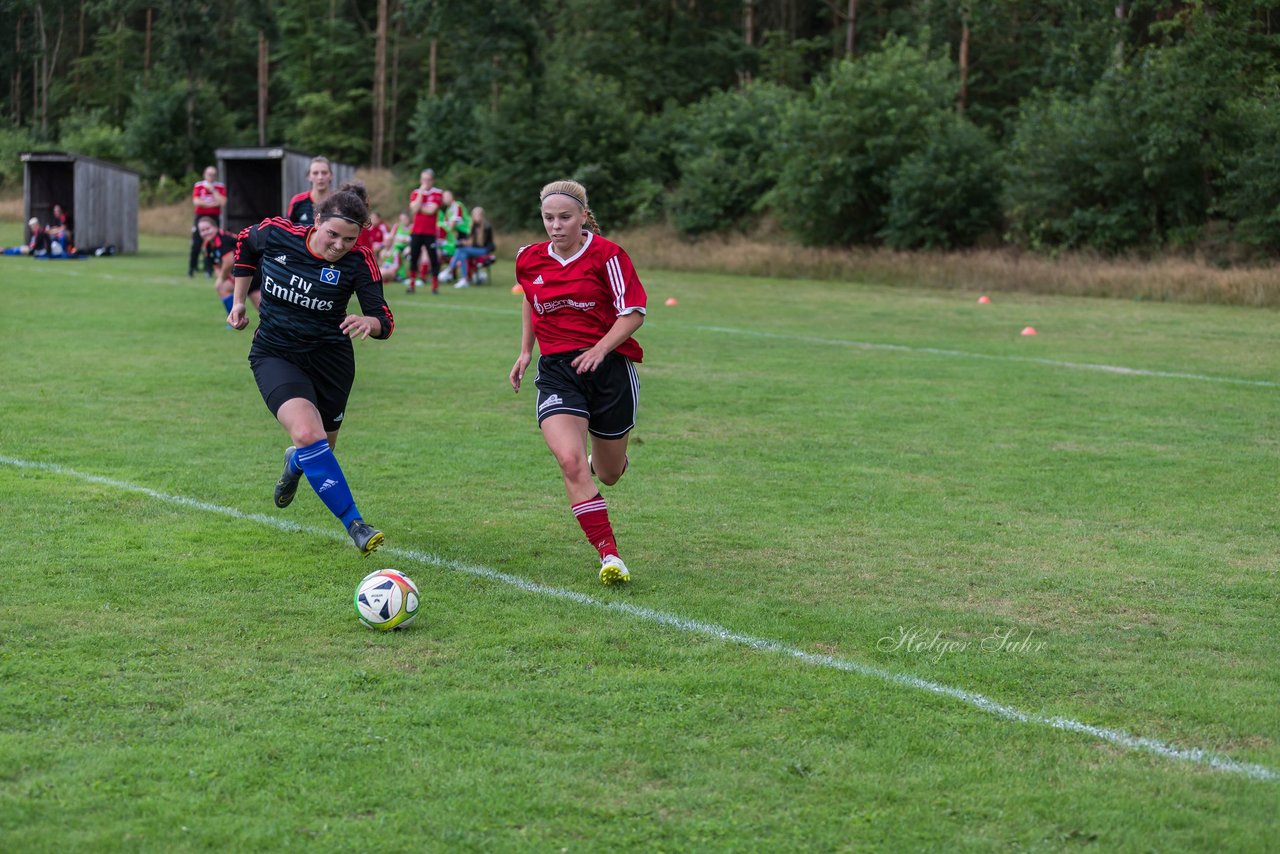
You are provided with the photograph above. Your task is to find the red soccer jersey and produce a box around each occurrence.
[515,232,646,363]
[409,187,444,236]
[193,180,226,217]
[357,222,389,251]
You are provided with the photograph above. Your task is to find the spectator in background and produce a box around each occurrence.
[50,203,73,251]
[376,212,412,284]
[189,165,226,277]
[436,191,470,285]
[198,215,259,323]
[407,168,443,294]
[358,210,389,254]
[377,211,413,284]
[288,156,334,226]
[2,217,52,256]
[442,205,495,287]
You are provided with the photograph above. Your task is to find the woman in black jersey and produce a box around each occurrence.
[229,183,395,556]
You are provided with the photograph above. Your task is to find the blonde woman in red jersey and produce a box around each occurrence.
[509,180,647,585]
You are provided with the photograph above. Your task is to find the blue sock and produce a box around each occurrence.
[294,439,362,528]
[221,294,234,314]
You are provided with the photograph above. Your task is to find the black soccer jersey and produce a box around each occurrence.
[288,191,315,226]
[234,217,394,354]
[204,229,236,268]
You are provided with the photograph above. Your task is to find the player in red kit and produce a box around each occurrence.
[509,180,646,585]
[189,165,226,277]
[407,168,444,294]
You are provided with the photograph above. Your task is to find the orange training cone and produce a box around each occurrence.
[511,284,523,294]
[1021,326,1038,336]
[665,297,678,306]
[977,295,991,304]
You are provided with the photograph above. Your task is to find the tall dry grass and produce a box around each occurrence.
[139,202,192,237]
[0,196,23,221]
[5,192,1276,306]
[611,225,1280,308]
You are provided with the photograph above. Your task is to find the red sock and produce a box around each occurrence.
[572,493,618,560]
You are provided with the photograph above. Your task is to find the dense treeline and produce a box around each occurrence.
[4,0,1280,254]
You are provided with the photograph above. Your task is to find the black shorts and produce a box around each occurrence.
[409,233,438,272]
[249,343,355,433]
[534,350,639,439]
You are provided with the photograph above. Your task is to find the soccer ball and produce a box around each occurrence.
[354,569,420,631]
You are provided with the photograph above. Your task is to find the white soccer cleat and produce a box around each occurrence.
[599,555,630,585]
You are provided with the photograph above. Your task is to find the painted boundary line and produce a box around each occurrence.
[694,325,1280,388]
[4,453,1275,783]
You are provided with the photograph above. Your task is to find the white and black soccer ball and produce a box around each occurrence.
[354,569,420,631]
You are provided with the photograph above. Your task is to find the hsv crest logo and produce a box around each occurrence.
[320,268,342,285]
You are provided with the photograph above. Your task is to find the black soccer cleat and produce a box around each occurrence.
[347,520,385,556]
[273,446,303,508]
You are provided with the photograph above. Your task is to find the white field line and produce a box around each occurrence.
[3,454,1276,783]
[694,324,1280,388]
[387,301,1278,388]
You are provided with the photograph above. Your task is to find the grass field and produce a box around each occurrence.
[1,229,1277,851]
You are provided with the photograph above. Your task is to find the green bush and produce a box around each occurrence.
[408,91,481,182]
[284,90,371,165]
[0,126,37,192]
[1001,88,1145,251]
[670,81,793,236]
[1216,93,1280,251]
[769,37,957,246]
[57,110,128,166]
[140,173,199,208]
[122,80,238,181]
[1003,33,1246,252]
[458,70,667,232]
[880,119,1001,250]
